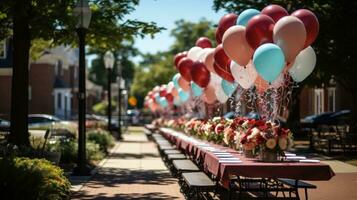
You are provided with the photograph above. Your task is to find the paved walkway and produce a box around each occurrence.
[71,130,184,200]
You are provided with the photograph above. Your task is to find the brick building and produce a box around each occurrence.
[0,39,102,120]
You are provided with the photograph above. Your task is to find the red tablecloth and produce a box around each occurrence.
[159,128,335,189]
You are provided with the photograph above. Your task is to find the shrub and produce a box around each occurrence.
[0,157,71,200]
[58,139,77,164]
[86,141,105,161]
[87,129,115,153]
[59,139,105,164]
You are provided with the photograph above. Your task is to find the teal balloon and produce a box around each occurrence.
[178,88,189,102]
[154,93,161,103]
[237,9,260,26]
[221,79,238,96]
[253,43,285,83]
[159,97,168,108]
[191,82,203,97]
[172,73,180,89]
[173,97,182,106]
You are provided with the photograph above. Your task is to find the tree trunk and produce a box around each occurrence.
[8,0,31,146]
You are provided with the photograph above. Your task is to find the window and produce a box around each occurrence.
[314,89,324,114]
[0,40,6,59]
[328,87,336,112]
[57,93,62,109]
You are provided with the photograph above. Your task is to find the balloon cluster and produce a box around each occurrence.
[145,5,319,120]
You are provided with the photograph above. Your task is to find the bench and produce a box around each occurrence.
[158,145,175,151]
[173,159,199,172]
[167,153,186,160]
[277,178,316,200]
[163,149,181,155]
[182,172,216,199]
[172,159,200,178]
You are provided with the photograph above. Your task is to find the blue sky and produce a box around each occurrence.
[127,0,226,54]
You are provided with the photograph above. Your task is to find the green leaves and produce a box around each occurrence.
[0,0,164,52]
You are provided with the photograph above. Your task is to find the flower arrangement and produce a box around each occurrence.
[152,116,294,161]
[240,120,294,161]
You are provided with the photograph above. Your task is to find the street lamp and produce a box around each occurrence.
[73,0,92,176]
[117,61,123,139]
[104,51,114,132]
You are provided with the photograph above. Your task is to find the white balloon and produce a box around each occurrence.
[187,46,203,61]
[196,48,212,62]
[215,85,229,103]
[209,73,222,91]
[230,60,257,89]
[288,46,316,82]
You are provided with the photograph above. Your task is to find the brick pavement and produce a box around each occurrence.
[71,131,184,200]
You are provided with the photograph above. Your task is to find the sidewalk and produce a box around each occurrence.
[71,129,184,200]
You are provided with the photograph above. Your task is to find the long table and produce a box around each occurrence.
[159,127,335,189]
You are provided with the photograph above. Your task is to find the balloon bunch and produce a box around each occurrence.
[145,5,319,120]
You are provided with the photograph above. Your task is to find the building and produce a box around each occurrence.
[0,39,102,120]
[300,78,353,118]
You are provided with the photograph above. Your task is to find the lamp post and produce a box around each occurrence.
[73,0,91,176]
[117,61,123,139]
[104,51,114,132]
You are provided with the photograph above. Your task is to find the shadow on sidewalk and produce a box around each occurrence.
[71,168,180,199]
[108,152,158,159]
[72,191,181,200]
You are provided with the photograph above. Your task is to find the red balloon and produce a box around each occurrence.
[191,61,211,88]
[261,4,288,22]
[217,13,238,43]
[246,14,275,49]
[291,9,319,48]
[196,37,212,48]
[213,62,235,83]
[178,57,194,82]
[159,86,167,97]
[174,52,187,68]
[165,93,174,102]
[214,44,230,72]
[215,28,222,44]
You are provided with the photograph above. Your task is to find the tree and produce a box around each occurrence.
[213,0,357,128]
[88,43,138,88]
[0,0,163,146]
[131,19,216,107]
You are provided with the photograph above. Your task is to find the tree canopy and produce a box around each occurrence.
[0,0,164,146]
[0,0,164,50]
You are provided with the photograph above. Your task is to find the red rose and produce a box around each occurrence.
[215,124,225,135]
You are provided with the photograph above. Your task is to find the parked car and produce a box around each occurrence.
[0,118,10,128]
[28,114,61,125]
[28,114,77,138]
[300,110,351,125]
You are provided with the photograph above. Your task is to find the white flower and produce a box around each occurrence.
[242,120,249,128]
[266,139,277,149]
[212,116,221,122]
[251,127,260,136]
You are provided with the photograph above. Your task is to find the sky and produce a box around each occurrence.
[127,0,226,55]
[88,0,227,65]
